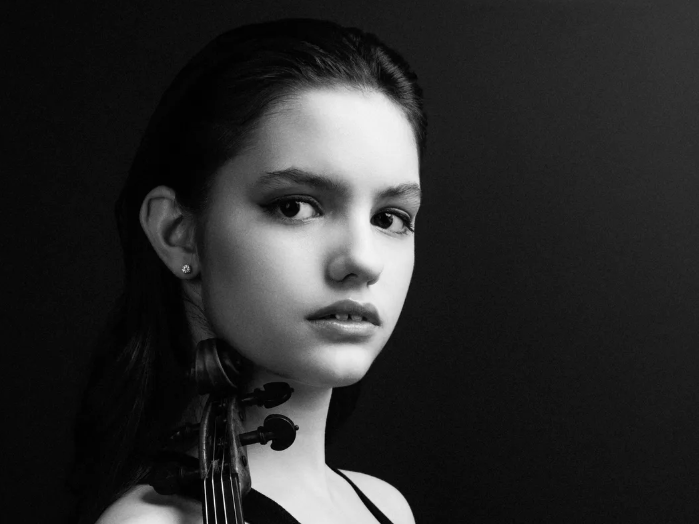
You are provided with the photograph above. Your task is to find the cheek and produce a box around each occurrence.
[205,230,282,306]
[199,219,318,346]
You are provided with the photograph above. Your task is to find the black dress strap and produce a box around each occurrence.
[243,468,396,524]
[331,468,395,524]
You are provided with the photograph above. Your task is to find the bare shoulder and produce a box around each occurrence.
[95,485,200,524]
[339,469,415,524]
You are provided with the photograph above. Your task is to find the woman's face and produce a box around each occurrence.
[197,87,421,388]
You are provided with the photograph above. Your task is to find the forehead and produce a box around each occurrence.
[240,87,420,188]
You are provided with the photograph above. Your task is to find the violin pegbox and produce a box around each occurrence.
[151,338,300,523]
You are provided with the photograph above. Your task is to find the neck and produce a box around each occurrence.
[242,369,333,496]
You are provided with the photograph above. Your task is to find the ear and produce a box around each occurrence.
[140,186,199,278]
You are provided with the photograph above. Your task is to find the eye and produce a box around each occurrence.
[264,197,321,221]
[371,211,414,235]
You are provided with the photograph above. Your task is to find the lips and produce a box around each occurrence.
[307,300,380,326]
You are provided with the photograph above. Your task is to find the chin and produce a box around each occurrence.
[274,345,378,389]
[316,348,378,387]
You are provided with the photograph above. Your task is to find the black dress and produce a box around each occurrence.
[244,468,396,524]
[146,462,397,524]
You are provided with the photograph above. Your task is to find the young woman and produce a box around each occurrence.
[69,18,426,524]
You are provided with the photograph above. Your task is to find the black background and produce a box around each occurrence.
[4,1,699,522]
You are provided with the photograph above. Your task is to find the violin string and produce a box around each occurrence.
[203,400,212,524]
[211,402,219,524]
[202,403,209,523]
[203,478,211,524]
[220,404,229,524]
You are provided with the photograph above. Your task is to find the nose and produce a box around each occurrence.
[326,219,384,286]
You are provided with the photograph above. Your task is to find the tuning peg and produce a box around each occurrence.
[148,453,201,495]
[240,382,294,409]
[239,414,299,451]
[165,422,200,445]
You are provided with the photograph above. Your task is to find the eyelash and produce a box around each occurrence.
[261,196,321,222]
[261,196,415,235]
[374,209,415,235]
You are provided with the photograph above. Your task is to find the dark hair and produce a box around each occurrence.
[68,18,426,524]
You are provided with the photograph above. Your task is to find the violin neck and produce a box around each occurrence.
[201,395,246,524]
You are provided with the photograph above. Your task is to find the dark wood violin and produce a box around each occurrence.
[148,338,299,524]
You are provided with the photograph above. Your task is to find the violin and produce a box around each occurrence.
[148,338,299,524]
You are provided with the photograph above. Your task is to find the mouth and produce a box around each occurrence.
[317,313,369,322]
[307,300,381,326]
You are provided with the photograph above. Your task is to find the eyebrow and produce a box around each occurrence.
[257,168,422,205]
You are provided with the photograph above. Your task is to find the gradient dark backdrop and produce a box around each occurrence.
[4,1,698,522]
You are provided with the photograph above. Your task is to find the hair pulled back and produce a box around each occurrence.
[69,18,426,524]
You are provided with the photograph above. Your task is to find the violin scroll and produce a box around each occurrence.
[193,338,246,395]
